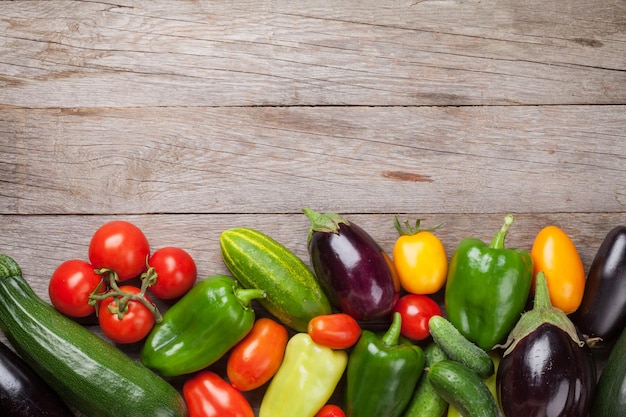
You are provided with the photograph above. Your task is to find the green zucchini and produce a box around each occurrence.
[428,360,499,417]
[429,315,494,378]
[220,227,332,332]
[0,254,188,417]
[403,342,449,417]
[591,325,626,417]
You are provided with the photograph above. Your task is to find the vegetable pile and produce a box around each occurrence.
[0,212,625,417]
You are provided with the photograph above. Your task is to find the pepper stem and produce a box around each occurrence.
[382,312,402,347]
[235,287,266,309]
[489,214,514,249]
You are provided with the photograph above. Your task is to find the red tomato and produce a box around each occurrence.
[227,318,288,391]
[392,294,442,341]
[307,313,362,350]
[148,246,197,299]
[183,371,254,417]
[88,220,150,281]
[48,259,104,317]
[98,285,155,344]
[315,404,346,417]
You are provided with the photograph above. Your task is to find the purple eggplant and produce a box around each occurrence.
[303,208,399,321]
[496,272,596,417]
[572,225,626,346]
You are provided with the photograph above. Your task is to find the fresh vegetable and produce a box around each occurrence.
[0,340,73,417]
[428,315,494,378]
[183,371,254,417]
[392,217,447,294]
[227,317,289,391]
[447,351,501,417]
[393,293,442,341]
[445,214,533,350]
[303,207,400,321]
[220,227,331,332]
[531,224,585,314]
[573,225,626,345]
[147,246,197,299]
[141,274,265,377]
[48,259,103,317]
[307,313,362,349]
[403,342,448,417]
[428,360,499,417]
[591,325,626,417]
[88,220,150,281]
[345,312,425,417]
[259,332,347,417]
[0,253,188,417]
[98,285,155,344]
[496,272,595,417]
[315,404,346,417]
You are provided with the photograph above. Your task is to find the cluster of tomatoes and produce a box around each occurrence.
[48,220,197,344]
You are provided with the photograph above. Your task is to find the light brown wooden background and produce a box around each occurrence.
[1,0,625,414]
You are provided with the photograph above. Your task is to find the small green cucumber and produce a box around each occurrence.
[403,342,449,417]
[220,227,332,332]
[429,315,494,378]
[591,325,626,417]
[0,254,188,417]
[428,360,499,417]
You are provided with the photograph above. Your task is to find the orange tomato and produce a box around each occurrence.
[226,318,288,391]
[531,225,585,314]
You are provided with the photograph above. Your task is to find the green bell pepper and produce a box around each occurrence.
[140,274,265,377]
[259,332,347,417]
[444,214,533,351]
[345,312,425,417]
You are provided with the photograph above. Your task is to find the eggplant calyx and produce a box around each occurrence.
[497,271,584,356]
[302,207,349,238]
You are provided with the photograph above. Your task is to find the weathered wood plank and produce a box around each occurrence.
[1,0,624,107]
[1,105,624,215]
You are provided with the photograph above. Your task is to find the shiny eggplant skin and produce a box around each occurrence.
[307,220,399,321]
[0,340,73,417]
[572,225,626,344]
[496,323,596,417]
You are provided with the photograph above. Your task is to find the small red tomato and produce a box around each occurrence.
[315,404,346,417]
[307,313,362,349]
[88,220,150,281]
[48,259,104,317]
[183,371,254,417]
[227,318,288,391]
[148,246,197,299]
[393,294,442,341]
[98,285,155,344]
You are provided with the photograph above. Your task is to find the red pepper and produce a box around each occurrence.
[183,371,254,417]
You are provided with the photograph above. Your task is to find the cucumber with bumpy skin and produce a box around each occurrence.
[403,342,449,417]
[429,360,499,417]
[429,315,494,378]
[0,254,188,417]
[220,227,332,332]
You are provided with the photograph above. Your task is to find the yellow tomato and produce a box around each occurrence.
[392,217,447,294]
[531,225,585,314]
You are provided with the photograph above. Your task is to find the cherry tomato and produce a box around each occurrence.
[183,371,254,417]
[98,285,155,344]
[315,404,346,417]
[227,318,288,391]
[307,313,362,350]
[88,220,150,281]
[392,217,448,294]
[148,246,197,299]
[392,294,442,341]
[48,259,104,317]
[531,225,586,314]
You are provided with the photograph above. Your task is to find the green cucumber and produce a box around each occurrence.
[591,326,626,417]
[0,254,188,417]
[428,360,499,417]
[403,342,449,417]
[429,315,494,378]
[220,227,332,332]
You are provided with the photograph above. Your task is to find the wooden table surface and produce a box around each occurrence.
[1,0,625,414]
